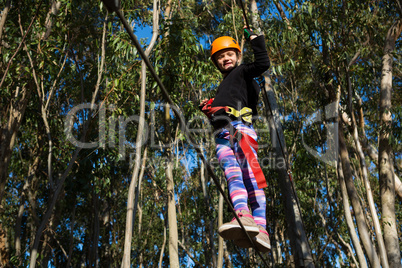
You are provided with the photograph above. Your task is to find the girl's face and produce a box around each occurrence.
[214,48,240,72]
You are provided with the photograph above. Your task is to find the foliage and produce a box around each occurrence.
[0,0,401,267]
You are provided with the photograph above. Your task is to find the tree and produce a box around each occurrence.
[0,0,401,266]
[379,19,402,268]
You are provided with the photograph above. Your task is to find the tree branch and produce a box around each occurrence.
[0,0,44,89]
[0,0,11,43]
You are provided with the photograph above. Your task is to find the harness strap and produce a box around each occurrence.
[227,107,252,123]
[216,130,267,189]
[237,131,267,189]
[200,99,253,123]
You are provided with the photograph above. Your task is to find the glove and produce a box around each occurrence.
[199,98,213,111]
[199,98,215,119]
[244,28,257,41]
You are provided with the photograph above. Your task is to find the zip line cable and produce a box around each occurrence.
[101,0,270,266]
[238,0,251,29]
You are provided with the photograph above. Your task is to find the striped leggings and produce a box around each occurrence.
[215,121,267,229]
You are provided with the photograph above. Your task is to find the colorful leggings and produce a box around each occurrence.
[215,121,267,229]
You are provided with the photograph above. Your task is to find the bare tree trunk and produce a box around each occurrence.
[262,74,315,268]
[249,0,262,34]
[338,120,380,268]
[359,130,402,200]
[199,143,217,267]
[379,19,402,268]
[248,4,314,265]
[137,149,147,268]
[0,223,8,267]
[272,222,283,265]
[345,68,388,267]
[159,1,179,266]
[0,85,30,202]
[342,110,402,200]
[158,222,167,268]
[41,1,61,40]
[338,159,368,268]
[120,1,159,266]
[165,103,179,267]
[0,0,11,46]
[222,241,233,268]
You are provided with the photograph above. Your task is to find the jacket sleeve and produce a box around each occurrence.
[243,35,270,78]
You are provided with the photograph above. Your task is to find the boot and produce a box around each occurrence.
[234,225,271,253]
[254,225,271,252]
[218,210,259,241]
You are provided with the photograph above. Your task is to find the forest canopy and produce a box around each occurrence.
[0,0,401,267]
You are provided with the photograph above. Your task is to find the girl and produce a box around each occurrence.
[200,28,271,252]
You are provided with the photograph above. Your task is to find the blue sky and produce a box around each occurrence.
[134,24,153,45]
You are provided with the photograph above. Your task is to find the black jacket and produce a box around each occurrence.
[211,35,270,119]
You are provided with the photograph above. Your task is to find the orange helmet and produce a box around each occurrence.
[210,36,241,60]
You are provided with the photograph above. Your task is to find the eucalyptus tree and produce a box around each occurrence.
[257,0,402,267]
[1,0,401,267]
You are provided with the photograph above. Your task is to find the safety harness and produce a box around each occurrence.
[200,98,267,189]
[200,98,253,123]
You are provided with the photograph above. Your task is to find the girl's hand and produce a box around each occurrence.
[200,99,209,107]
[244,26,257,41]
[199,98,214,111]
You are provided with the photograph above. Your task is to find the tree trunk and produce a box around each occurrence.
[262,74,315,267]
[0,85,30,203]
[379,19,402,268]
[359,130,402,200]
[158,222,167,268]
[249,3,314,265]
[345,68,389,267]
[41,1,61,40]
[249,0,262,34]
[0,223,8,267]
[337,159,368,268]
[338,120,381,268]
[342,110,402,200]
[160,1,179,266]
[0,0,12,49]
[199,142,216,267]
[120,0,159,266]
[165,103,179,267]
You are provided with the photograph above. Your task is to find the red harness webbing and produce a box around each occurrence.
[201,98,228,119]
[237,131,267,189]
